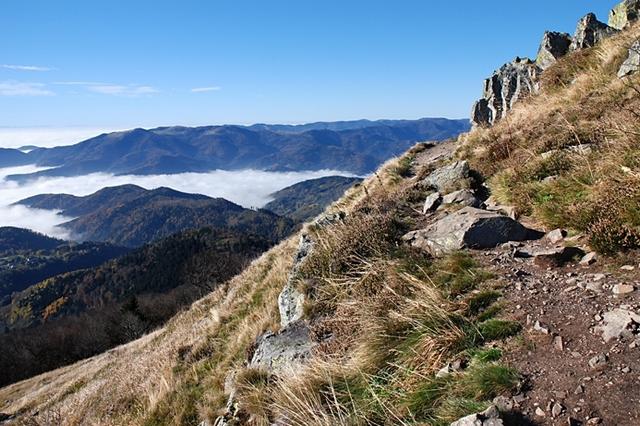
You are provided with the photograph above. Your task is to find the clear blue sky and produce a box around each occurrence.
[0,0,614,128]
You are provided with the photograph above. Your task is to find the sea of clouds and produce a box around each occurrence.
[0,165,355,239]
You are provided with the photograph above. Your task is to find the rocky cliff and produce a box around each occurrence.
[471,0,638,127]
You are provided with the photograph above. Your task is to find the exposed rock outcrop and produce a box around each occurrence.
[403,207,535,256]
[618,39,640,77]
[249,321,314,372]
[609,0,640,29]
[570,13,618,51]
[422,160,472,194]
[278,234,313,328]
[423,191,442,213]
[450,405,504,426]
[471,58,541,127]
[536,31,572,70]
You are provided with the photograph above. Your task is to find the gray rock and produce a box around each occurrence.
[492,396,513,412]
[580,252,597,266]
[250,321,313,372]
[450,405,503,426]
[471,57,541,127]
[545,229,567,244]
[533,246,586,267]
[441,189,483,208]
[471,98,492,127]
[537,31,572,70]
[278,234,314,327]
[613,283,635,295]
[571,13,618,51]
[314,211,345,227]
[423,191,442,214]
[403,207,534,256]
[588,353,608,370]
[597,308,640,342]
[609,0,640,29]
[551,402,564,418]
[618,41,640,77]
[422,160,471,194]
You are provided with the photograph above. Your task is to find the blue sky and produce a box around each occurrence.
[0,0,614,128]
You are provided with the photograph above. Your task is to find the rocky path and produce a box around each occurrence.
[410,143,640,426]
[481,238,640,426]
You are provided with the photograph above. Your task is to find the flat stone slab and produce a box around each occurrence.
[250,321,313,373]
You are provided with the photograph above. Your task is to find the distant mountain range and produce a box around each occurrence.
[264,175,363,222]
[0,118,469,180]
[17,185,295,247]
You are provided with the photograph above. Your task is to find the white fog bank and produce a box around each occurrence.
[0,167,358,239]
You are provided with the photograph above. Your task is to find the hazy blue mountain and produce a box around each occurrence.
[17,185,295,247]
[5,118,469,180]
[0,148,30,168]
[264,176,363,222]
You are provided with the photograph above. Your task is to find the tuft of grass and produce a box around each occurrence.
[477,319,522,341]
[456,363,519,400]
[466,291,502,316]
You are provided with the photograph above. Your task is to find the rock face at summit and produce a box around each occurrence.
[471,2,633,127]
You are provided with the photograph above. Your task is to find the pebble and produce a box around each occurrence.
[551,402,564,417]
[535,407,546,417]
[554,335,564,351]
[588,353,608,370]
[534,320,551,334]
[593,273,606,282]
[574,384,584,394]
[621,265,635,271]
[613,284,635,295]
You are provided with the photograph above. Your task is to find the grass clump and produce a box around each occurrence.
[477,319,522,341]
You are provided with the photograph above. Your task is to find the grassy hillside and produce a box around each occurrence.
[459,23,640,255]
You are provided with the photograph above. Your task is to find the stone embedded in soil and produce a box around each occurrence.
[597,308,640,342]
[533,246,586,268]
[580,252,597,266]
[450,405,504,426]
[535,407,546,417]
[612,283,635,295]
[546,228,567,244]
[554,335,564,351]
[551,402,564,417]
[621,265,635,271]
[588,353,608,370]
[534,320,551,334]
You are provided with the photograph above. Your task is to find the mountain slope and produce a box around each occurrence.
[0,227,129,304]
[5,118,469,180]
[264,175,363,222]
[0,227,64,252]
[0,227,274,387]
[18,185,295,247]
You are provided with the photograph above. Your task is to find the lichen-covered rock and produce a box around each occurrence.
[422,160,471,194]
[609,0,640,29]
[571,13,618,51]
[536,31,572,70]
[471,58,541,127]
[402,207,534,256]
[250,321,313,372]
[450,405,504,426]
[618,40,640,77]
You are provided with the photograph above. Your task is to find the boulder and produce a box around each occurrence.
[250,321,313,372]
[609,0,640,29]
[423,191,442,214]
[618,40,640,77]
[402,207,534,256]
[545,229,567,244]
[450,405,503,426]
[278,234,314,327]
[471,57,541,127]
[441,189,483,208]
[597,308,640,342]
[571,13,618,51]
[536,31,572,70]
[422,160,471,194]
